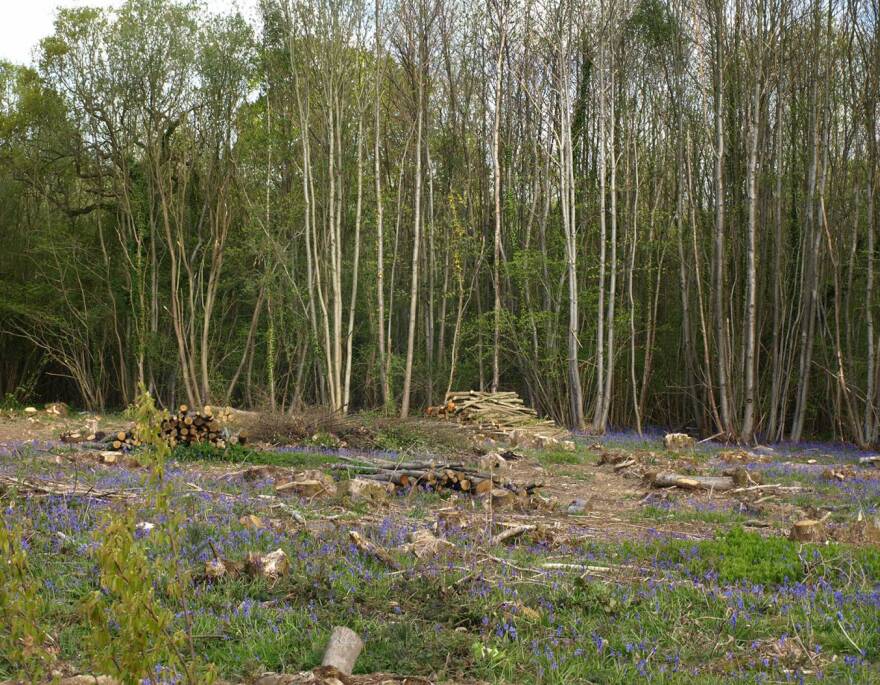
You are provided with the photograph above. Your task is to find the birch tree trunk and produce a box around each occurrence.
[400,23,425,418]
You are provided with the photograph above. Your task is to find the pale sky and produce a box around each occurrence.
[0,0,257,66]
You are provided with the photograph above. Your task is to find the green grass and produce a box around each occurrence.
[637,504,751,526]
[5,434,880,684]
[6,493,880,683]
[170,443,355,469]
[648,527,880,587]
[531,444,595,466]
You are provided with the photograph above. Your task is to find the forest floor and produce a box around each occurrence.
[1,408,880,684]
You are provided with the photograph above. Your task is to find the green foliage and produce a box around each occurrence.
[533,445,587,465]
[569,579,636,616]
[370,418,471,454]
[662,528,805,586]
[654,527,880,588]
[172,441,258,463]
[639,505,749,526]
[374,424,427,451]
[305,431,340,448]
[83,509,186,683]
[84,386,215,683]
[0,518,55,680]
[625,0,681,51]
[124,384,170,468]
[0,392,24,410]
[171,442,343,469]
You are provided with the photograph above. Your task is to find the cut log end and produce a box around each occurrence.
[321,626,364,676]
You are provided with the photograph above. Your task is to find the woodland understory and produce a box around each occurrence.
[1,0,879,446]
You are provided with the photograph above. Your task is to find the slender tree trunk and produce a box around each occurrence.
[742,81,761,442]
[374,0,391,410]
[400,47,425,418]
[712,2,733,437]
[492,16,506,392]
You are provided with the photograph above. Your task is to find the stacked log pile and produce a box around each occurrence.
[61,429,107,444]
[160,405,246,449]
[88,405,246,452]
[331,457,540,500]
[428,390,571,448]
[110,429,142,451]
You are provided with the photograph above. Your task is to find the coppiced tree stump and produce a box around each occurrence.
[789,519,825,542]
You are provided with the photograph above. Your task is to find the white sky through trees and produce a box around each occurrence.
[0,0,257,66]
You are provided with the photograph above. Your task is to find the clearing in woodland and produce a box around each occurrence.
[1,402,879,684]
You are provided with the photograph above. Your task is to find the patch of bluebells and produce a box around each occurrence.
[572,424,880,467]
[271,444,401,461]
[5,440,880,683]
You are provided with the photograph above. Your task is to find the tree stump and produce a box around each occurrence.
[789,519,824,542]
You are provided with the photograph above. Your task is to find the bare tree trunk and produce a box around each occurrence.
[790,17,823,442]
[593,45,608,431]
[711,0,733,438]
[557,12,585,429]
[600,65,618,430]
[400,38,425,418]
[742,80,761,442]
[768,90,785,441]
[343,116,365,412]
[628,133,641,434]
[491,7,506,392]
[374,0,391,409]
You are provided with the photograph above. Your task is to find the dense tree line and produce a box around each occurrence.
[1,0,878,444]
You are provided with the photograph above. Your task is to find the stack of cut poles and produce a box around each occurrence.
[435,391,560,433]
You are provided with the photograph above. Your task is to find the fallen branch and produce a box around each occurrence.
[648,472,735,491]
[490,524,536,546]
[541,562,614,574]
[0,475,135,500]
[348,530,400,570]
[729,483,804,494]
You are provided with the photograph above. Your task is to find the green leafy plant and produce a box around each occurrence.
[84,385,215,684]
[171,442,341,468]
[0,517,56,680]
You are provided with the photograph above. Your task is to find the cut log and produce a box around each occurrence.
[276,479,332,498]
[649,471,735,491]
[45,402,69,416]
[348,530,399,569]
[321,626,364,676]
[246,548,290,579]
[405,529,454,559]
[664,433,696,450]
[490,524,536,545]
[339,477,392,503]
[99,451,118,465]
[473,478,493,495]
